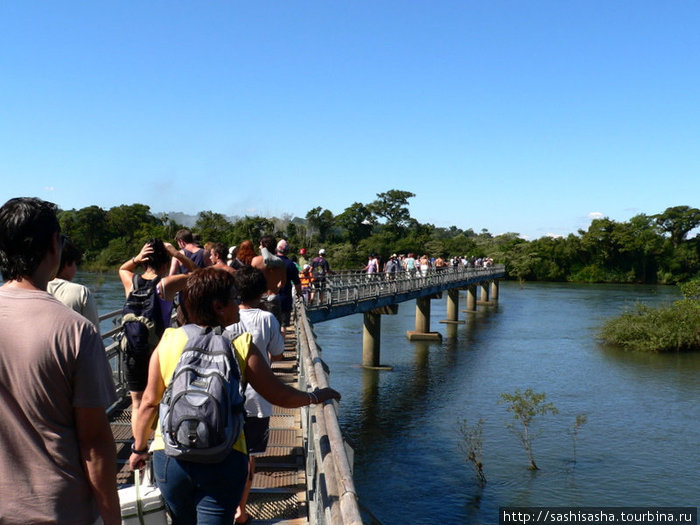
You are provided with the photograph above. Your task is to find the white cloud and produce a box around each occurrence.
[545,232,562,238]
[43,186,55,192]
[587,212,604,220]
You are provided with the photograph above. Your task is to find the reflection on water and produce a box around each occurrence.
[313,281,698,525]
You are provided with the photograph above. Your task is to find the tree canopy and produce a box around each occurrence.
[57,191,699,284]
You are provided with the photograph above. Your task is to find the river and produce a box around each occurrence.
[82,273,698,524]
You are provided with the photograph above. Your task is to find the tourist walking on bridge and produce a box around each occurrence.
[0,197,120,525]
[119,239,197,431]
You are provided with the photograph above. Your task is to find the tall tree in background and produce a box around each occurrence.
[654,206,700,248]
[107,204,160,242]
[230,216,275,244]
[369,189,415,235]
[305,206,335,244]
[195,211,234,245]
[335,202,374,244]
[58,205,111,257]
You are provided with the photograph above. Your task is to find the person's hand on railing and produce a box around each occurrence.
[308,387,341,404]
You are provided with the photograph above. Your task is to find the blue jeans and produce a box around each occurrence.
[153,449,248,525]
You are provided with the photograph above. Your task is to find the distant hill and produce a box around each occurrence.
[162,212,198,227]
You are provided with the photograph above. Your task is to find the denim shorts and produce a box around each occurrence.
[152,449,248,525]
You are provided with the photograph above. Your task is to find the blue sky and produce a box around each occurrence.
[2,2,698,240]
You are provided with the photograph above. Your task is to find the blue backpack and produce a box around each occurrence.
[159,324,245,463]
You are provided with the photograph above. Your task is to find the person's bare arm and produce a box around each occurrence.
[165,242,197,273]
[129,348,166,470]
[119,243,154,296]
[246,344,340,407]
[75,406,120,525]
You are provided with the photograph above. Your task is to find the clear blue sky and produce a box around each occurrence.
[2,2,699,240]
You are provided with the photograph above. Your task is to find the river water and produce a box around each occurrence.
[82,273,698,524]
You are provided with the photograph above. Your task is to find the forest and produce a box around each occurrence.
[57,189,700,284]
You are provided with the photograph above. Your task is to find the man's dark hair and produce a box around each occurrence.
[182,267,237,327]
[232,265,267,305]
[259,235,276,252]
[58,239,82,273]
[211,242,228,260]
[175,229,194,244]
[0,197,60,281]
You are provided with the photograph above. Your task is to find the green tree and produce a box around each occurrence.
[335,202,374,244]
[58,206,111,258]
[305,207,335,244]
[230,216,275,244]
[654,205,700,248]
[505,242,540,286]
[368,189,415,235]
[107,204,160,242]
[500,389,558,470]
[195,211,233,245]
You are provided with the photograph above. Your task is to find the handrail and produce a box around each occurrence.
[296,301,364,525]
[306,264,506,311]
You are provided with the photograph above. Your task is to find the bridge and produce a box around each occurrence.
[304,265,506,367]
[102,264,505,524]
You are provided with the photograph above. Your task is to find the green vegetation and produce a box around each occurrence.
[57,191,700,284]
[600,279,700,352]
[499,389,559,470]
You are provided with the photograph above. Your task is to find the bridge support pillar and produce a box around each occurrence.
[480,282,490,303]
[490,280,499,302]
[363,312,381,368]
[441,288,465,326]
[407,296,442,341]
[362,305,397,369]
[464,285,477,312]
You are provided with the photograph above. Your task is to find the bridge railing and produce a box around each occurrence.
[99,309,129,412]
[307,264,506,309]
[296,302,363,525]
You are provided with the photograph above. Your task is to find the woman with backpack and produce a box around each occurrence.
[128,267,341,525]
[118,239,197,431]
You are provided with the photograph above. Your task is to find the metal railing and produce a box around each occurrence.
[100,308,129,412]
[296,302,364,525]
[305,265,506,312]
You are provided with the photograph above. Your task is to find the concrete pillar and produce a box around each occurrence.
[465,285,477,311]
[415,296,430,333]
[490,280,499,302]
[441,288,465,325]
[407,296,442,341]
[363,312,381,368]
[480,282,490,303]
[447,289,459,321]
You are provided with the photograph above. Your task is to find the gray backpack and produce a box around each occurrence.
[159,324,245,463]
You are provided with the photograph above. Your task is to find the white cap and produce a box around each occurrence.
[319,248,326,255]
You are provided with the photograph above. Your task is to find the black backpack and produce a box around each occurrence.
[159,325,245,463]
[119,274,165,359]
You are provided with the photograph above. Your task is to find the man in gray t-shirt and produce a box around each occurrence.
[0,198,119,525]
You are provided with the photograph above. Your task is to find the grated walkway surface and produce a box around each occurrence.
[110,328,308,524]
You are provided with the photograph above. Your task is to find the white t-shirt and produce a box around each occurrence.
[226,308,284,418]
[47,278,100,328]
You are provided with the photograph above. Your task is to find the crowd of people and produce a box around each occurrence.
[363,252,495,278]
[0,197,340,525]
